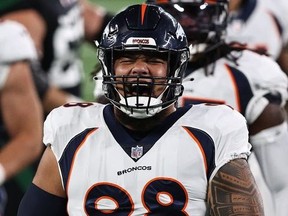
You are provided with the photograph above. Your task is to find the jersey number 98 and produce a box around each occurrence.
[84,177,188,215]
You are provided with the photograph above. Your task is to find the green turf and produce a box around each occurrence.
[81,0,144,101]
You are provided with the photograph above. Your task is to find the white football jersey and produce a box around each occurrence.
[43,102,251,215]
[47,3,84,89]
[0,20,37,90]
[227,0,283,59]
[180,49,288,124]
[261,0,288,43]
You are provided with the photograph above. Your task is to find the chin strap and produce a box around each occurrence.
[250,121,288,216]
[115,85,172,119]
[118,96,163,119]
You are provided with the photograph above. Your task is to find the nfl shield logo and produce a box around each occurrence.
[131,145,143,159]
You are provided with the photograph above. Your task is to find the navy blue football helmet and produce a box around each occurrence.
[147,0,229,45]
[96,4,189,118]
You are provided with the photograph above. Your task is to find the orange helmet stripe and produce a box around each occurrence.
[141,4,148,25]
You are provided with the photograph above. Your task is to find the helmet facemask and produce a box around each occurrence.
[97,48,188,119]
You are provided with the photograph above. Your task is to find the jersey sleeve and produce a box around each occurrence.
[239,51,288,124]
[0,20,37,63]
[43,109,55,146]
[43,107,64,161]
[209,105,252,181]
[43,103,102,161]
[0,20,38,89]
[43,105,84,161]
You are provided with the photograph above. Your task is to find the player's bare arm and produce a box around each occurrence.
[249,103,286,135]
[0,61,43,180]
[208,158,264,216]
[32,146,66,198]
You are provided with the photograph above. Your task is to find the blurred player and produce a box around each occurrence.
[0,20,43,214]
[261,0,288,79]
[227,0,284,59]
[228,0,288,77]
[17,4,264,215]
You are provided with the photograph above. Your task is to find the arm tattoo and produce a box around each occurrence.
[208,159,264,216]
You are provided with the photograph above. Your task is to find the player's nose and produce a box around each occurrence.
[131,59,149,76]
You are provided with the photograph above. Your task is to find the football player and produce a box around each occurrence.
[227,0,284,59]
[17,4,263,215]
[0,20,43,214]
[148,0,288,215]
[261,0,288,85]
[228,0,288,77]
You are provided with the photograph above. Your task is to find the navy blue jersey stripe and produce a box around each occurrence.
[59,128,97,190]
[234,0,257,22]
[183,126,215,179]
[227,65,254,115]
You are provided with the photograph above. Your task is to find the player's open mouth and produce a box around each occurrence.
[126,83,152,96]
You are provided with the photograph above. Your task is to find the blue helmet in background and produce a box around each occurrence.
[147,0,229,45]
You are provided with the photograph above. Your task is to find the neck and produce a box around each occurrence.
[114,105,176,132]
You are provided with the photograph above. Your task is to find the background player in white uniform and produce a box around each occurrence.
[0,20,43,214]
[148,0,288,215]
[17,4,264,215]
[227,0,284,59]
[260,0,288,84]
[260,0,288,43]
[227,0,288,86]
